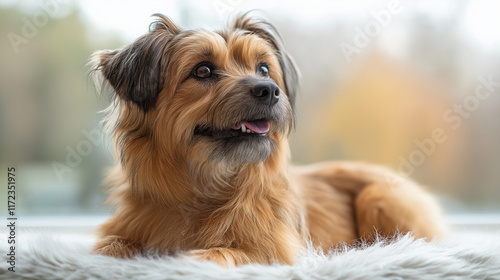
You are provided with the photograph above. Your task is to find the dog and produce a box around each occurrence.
[91,13,446,267]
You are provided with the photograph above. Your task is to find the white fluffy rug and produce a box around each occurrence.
[1,231,500,280]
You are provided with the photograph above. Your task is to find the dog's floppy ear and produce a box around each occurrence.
[233,13,299,107]
[92,14,181,111]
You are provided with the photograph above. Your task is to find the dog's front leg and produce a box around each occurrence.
[93,235,143,258]
[185,248,253,267]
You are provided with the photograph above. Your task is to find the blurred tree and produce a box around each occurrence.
[0,5,124,214]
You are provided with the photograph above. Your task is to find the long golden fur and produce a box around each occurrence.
[91,13,446,267]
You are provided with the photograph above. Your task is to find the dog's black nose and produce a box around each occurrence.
[251,81,280,106]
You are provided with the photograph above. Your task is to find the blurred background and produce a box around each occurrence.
[1,0,499,218]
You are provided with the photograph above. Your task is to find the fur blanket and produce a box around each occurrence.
[1,231,499,280]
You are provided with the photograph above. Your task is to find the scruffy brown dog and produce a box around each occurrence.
[91,13,446,267]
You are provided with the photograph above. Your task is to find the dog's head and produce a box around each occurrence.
[93,13,298,172]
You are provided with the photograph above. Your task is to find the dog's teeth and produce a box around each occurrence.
[241,124,246,133]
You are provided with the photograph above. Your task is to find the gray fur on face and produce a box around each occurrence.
[199,78,293,166]
[209,134,277,165]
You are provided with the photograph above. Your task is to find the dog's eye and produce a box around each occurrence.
[257,64,269,77]
[194,65,212,79]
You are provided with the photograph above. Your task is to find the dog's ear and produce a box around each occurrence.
[233,14,299,108]
[92,14,181,111]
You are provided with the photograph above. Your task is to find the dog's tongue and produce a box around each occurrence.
[244,121,270,133]
[232,121,270,133]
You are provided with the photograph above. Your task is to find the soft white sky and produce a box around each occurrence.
[73,0,385,40]
[1,0,500,50]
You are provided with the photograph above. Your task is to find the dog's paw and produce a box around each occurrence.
[93,236,142,258]
[185,248,249,267]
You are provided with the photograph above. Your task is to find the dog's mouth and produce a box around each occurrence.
[195,119,270,140]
